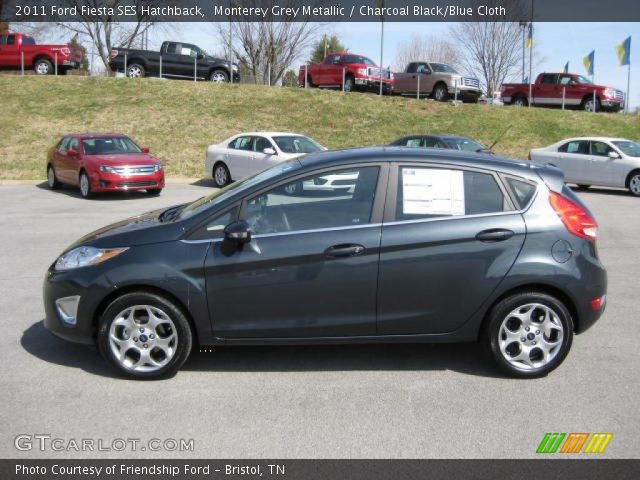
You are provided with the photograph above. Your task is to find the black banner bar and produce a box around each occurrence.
[1,0,640,23]
[2,459,640,480]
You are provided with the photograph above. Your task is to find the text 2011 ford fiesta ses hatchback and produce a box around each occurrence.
[43,147,607,379]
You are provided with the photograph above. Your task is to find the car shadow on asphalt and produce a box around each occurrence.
[34,182,159,201]
[569,185,633,197]
[22,320,505,379]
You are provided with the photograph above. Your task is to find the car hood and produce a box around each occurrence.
[85,153,160,166]
[68,206,184,250]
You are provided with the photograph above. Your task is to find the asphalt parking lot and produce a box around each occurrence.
[0,181,638,459]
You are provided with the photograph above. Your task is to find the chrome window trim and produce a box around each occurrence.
[382,210,523,227]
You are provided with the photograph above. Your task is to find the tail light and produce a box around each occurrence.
[110,49,119,58]
[549,192,598,241]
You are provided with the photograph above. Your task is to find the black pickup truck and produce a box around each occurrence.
[108,40,240,83]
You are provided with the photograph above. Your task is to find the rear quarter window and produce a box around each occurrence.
[505,177,537,209]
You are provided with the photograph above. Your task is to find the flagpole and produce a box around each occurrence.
[528,2,534,108]
[627,63,631,114]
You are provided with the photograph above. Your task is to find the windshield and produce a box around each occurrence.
[443,137,487,152]
[178,159,302,220]
[273,136,324,154]
[82,137,141,155]
[576,75,592,84]
[613,140,640,157]
[430,63,459,74]
[344,55,376,66]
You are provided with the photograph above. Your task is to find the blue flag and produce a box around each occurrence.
[563,62,569,73]
[583,50,594,76]
[616,36,631,66]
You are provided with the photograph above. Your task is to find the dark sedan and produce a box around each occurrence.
[391,134,493,154]
[44,147,606,379]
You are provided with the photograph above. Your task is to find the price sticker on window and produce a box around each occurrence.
[402,168,465,216]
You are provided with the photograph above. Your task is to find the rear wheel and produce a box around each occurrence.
[512,95,528,107]
[483,291,573,378]
[213,163,230,188]
[34,58,53,75]
[126,63,145,78]
[47,165,60,190]
[79,171,92,199]
[628,171,640,196]
[97,292,193,379]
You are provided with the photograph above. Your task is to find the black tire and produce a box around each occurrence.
[483,291,574,379]
[146,188,162,196]
[306,75,315,88]
[343,75,354,92]
[210,69,229,83]
[512,94,528,107]
[47,165,61,190]
[627,170,640,196]
[212,162,231,188]
[581,96,600,112]
[34,58,53,75]
[433,83,449,102]
[126,63,146,78]
[576,184,591,190]
[79,171,92,199]
[97,291,193,380]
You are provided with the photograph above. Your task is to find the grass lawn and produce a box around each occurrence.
[1,76,638,180]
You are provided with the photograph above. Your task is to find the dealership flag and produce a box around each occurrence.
[583,50,594,76]
[616,36,631,66]
[526,23,533,48]
[563,62,569,73]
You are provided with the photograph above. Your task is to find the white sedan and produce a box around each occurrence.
[529,137,640,196]
[205,132,326,187]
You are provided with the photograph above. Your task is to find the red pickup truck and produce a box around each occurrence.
[501,72,625,112]
[0,32,83,75]
[299,52,394,93]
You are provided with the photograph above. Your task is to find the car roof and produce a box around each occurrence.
[554,137,630,143]
[64,133,130,139]
[298,146,539,178]
[231,132,305,137]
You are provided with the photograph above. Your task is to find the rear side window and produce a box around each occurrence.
[229,137,252,151]
[505,178,537,209]
[559,141,589,154]
[540,74,558,84]
[56,137,70,152]
[395,167,506,221]
[7,35,15,45]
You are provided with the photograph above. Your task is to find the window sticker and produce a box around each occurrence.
[402,168,465,215]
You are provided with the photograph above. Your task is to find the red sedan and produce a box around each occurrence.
[46,134,165,198]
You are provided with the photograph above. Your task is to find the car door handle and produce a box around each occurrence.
[475,229,514,242]
[324,244,365,258]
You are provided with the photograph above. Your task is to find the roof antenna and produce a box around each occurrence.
[488,125,513,151]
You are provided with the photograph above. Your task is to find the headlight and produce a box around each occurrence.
[55,246,128,271]
[357,68,368,76]
[99,165,118,173]
[603,88,615,98]
[154,164,162,172]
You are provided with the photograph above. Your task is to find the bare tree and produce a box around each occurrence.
[215,1,321,85]
[393,34,462,71]
[52,0,170,73]
[450,0,527,95]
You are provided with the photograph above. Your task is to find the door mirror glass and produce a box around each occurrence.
[608,151,620,159]
[141,147,150,154]
[224,220,252,244]
[67,149,79,157]
[263,147,276,155]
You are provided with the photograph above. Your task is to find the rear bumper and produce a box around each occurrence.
[355,77,394,92]
[90,170,165,192]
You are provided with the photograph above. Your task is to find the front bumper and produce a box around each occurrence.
[449,87,481,101]
[90,170,165,192]
[600,99,624,111]
[354,77,394,92]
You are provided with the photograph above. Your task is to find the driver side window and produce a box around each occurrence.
[244,167,380,235]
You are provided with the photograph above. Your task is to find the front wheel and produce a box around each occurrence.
[582,97,600,112]
[210,69,229,83]
[213,163,230,188]
[433,84,449,102]
[97,292,193,379]
[628,172,640,196]
[343,75,354,92]
[79,172,92,199]
[483,292,573,378]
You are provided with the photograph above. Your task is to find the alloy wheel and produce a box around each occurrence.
[211,71,227,83]
[127,65,142,78]
[35,62,50,75]
[108,305,178,373]
[630,175,640,195]
[214,165,228,186]
[47,168,55,188]
[80,174,90,197]
[498,303,564,371]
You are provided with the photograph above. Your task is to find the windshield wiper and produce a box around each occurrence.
[159,204,187,222]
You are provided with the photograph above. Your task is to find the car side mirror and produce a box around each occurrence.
[67,149,79,157]
[224,220,251,245]
[197,53,204,60]
[141,147,150,154]
[263,147,276,155]
[608,151,620,159]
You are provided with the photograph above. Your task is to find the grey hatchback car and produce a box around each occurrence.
[44,147,607,379]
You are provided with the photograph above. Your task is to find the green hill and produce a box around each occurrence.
[1,76,638,180]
